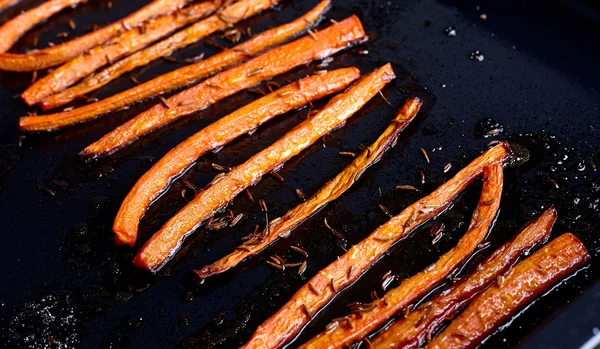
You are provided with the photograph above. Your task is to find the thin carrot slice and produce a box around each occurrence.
[114,67,360,246]
[0,0,191,71]
[240,143,511,349]
[22,1,219,106]
[18,0,330,126]
[77,15,366,158]
[36,0,279,109]
[133,63,396,272]
[426,233,589,349]
[370,207,557,349]
[0,0,86,53]
[0,0,23,12]
[300,163,504,349]
[195,97,422,279]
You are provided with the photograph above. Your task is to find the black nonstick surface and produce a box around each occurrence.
[1,0,599,348]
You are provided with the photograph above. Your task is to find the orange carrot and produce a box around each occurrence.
[113,67,360,246]
[36,0,279,108]
[195,97,422,279]
[426,233,589,349]
[133,63,395,272]
[21,1,219,106]
[0,0,191,71]
[18,0,330,126]
[240,143,511,349]
[370,207,557,349]
[0,0,22,12]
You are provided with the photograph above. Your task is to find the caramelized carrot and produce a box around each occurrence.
[240,143,511,349]
[22,1,219,106]
[195,97,422,279]
[426,233,589,349]
[370,207,557,349]
[77,15,366,158]
[301,163,504,349]
[114,67,360,246]
[19,0,330,126]
[37,0,278,108]
[133,64,396,272]
[0,0,86,53]
[0,0,191,71]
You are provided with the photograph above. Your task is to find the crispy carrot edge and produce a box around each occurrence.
[22,1,219,106]
[371,207,557,349]
[300,163,505,349]
[0,0,191,71]
[37,0,278,108]
[426,233,590,349]
[19,0,331,129]
[240,143,512,349]
[76,15,366,158]
[195,97,422,279]
[132,63,395,272]
[113,67,360,246]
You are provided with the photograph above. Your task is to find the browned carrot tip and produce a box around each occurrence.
[36,0,279,109]
[75,15,366,159]
[113,67,360,247]
[132,63,395,272]
[300,163,504,349]
[426,233,589,349]
[370,207,557,349]
[19,0,331,129]
[239,143,511,349]
[21,1,219,106]
[0,0,191,71]
[194,97,422,279]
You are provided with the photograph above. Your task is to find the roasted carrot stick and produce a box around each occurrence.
[240,143,511,349]
[370,207,557,349]
[21,1,219,106]
[37,0,278,109]
[77,15,365,158]
[18,0,330,126]
[195,97,422,279]
[0,0,23,12]
[0,0,191,71]
[133,63,395,272]
[426,233,589,349]
[300,163,504,349]
[0,0,86,53]
[114,67,360,246]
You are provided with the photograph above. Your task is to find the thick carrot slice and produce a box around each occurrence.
[240,143,511,349]
[114,67,360,246]
[133,64,396,272]
[195,97,422,279]
[300,163,504,349]
[0,0,191,71]
[0,0,23,12]
[18,0,330,126]
[0,0,86,53]
[36,0,279,109]
[426,233,589,349]
[77,15,366,158]
[21,1,219,106]
[370,207,557,349]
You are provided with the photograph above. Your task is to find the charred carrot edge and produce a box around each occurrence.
[0,0,23,12]
[37,0,278,109]
[240,143,511,349]
[196,97,422,279]
[0,0,87,54]
[19,0,330,126]
[427,233,589,349]
[0,0,191,71]
[371,207,557,349]
[133,64,395,272]
[300,163,505,349]
[113,68,360,247]
[22,1,219,106]
[76,15,366,158]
